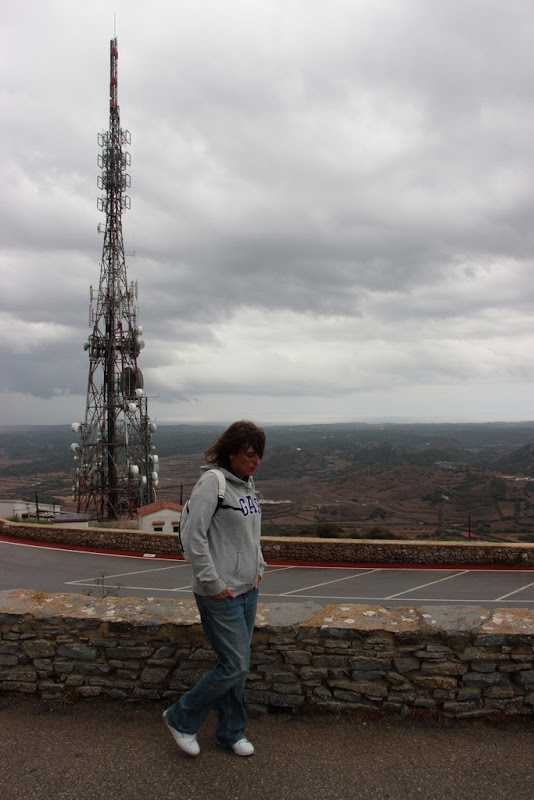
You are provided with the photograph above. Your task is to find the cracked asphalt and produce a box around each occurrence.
[3,695,533,800]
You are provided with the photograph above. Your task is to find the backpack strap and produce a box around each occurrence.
[209,468,243,512]
[208,468,226,508]
[178,469,227,559]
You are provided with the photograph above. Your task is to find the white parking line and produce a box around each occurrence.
[496,579,534,601]
[68,581,193,593]
[264,565,299,573]
[259,592,534,605]
[66,563,188,585]
[385,570,468,599]
[281,568,379,595]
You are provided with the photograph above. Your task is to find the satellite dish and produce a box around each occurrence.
[122,366,144,398]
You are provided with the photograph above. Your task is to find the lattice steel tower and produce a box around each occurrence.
[70,38,158,519]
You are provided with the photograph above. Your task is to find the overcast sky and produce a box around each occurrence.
[1,0,533,428]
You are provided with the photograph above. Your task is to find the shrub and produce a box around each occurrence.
[361,526,397,540]
[315,523,346,538]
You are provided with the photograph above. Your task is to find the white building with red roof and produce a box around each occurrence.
[137,500,183,533]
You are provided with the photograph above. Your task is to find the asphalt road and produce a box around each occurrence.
[3,694,533,800]
[2,538,534,608]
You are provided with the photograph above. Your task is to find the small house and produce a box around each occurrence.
[137,500,183,533]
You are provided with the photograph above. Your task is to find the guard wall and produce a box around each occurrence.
[1,590,533,719]
[1,518,533,568]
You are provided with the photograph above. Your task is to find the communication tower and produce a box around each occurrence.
[70,38,158,519]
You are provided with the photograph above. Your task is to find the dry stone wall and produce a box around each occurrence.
[1,590,533,719]
[1,518,533,568]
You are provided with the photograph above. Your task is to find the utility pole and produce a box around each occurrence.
[70,38,158,520]
[438,487,449,538]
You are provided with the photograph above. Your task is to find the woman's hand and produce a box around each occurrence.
[212,587,236,599]
[254,575,261,589]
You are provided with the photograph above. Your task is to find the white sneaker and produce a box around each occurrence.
[231,737,255,757]
[163,711,200,757]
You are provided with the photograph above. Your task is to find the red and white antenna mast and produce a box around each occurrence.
[70,39,158,519]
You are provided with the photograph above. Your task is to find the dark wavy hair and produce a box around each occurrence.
[205,420,266,469]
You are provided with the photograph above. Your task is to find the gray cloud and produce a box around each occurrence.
[1,0,532,425]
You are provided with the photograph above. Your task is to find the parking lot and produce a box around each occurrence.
[2,538,534,608]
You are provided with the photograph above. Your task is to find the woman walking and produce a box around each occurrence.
[163,420,266,757]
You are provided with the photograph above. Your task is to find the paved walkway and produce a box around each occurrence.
[3,695,533,800]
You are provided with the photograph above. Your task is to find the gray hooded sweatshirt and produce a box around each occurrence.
[185,466,266,597]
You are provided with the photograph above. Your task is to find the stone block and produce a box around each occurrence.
[421,661,468,676]
[499,662,533,673]
[189,648,216,661]
[2,681,36,693]
[0,643,19,655]
[273,682,302,694]
[412,675,457,690]
[108,689,128,700]
[133,688,162,700]
[433,689,456,700]
[474,634,531,647]
[76,662,114,676]
[483,686,515,699]
[350,680,389,698]
[311,655,349,667]
[393,656,420,673]
[141,667,171,684]
[463,671,510,688]
[413,697,436,708]
[57,643,97,661]
[261,671,297,683]
[0,668,36,681]
[151,646,177,660]
[33,658,53,671]
[107,645,154,659]
[65,675,85,686]
[443,700,479,714]
[350,670,386,681]
[53,661,74,674]
[333,689,362,703]
[250,653,278,665]
[513,670,534,688]
[414,647,449,660]
[312,686,332,699]
[457,688,481,701]
[327,668,350,680]
[385,671,413,689]
[299,666,328,680]
[244,689,304,708]
[350,656,391,671]
[387,690,416,704]
[283,651,312,665]
[77,686,103,697]
[469,660,498,673]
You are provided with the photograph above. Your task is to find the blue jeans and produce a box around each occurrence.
[166,587,258,746]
